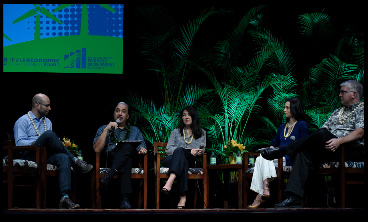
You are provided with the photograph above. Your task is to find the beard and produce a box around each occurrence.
[38,108,49,117]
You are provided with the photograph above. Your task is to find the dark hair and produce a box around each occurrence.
[178,106,204,139]
[113,102,131,124]
[285,98,308,123]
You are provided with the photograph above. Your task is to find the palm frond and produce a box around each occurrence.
[214,5,267,67]
[173,7,219,60]
[298,12,335,42]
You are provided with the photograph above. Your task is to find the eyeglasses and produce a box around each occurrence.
[38,103,51,107]
[339,90,355,95]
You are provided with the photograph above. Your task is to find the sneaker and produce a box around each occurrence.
[120,197,131,209]
[59,195,80,209]
[74,158,93,173]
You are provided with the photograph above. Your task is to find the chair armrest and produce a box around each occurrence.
[95,152,100,170]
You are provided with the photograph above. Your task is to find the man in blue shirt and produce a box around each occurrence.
[93,102,147,209]
[13,93,93,209]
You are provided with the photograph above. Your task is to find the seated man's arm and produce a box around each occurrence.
[14,118,34,146]
[325,128,364,152]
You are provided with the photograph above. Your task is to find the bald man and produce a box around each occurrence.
[14,93,93,209]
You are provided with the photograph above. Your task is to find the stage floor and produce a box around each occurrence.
[3,207,364,215]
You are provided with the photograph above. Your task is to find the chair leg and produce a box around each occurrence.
[91,169,96,208]
[96,178,101,209]
[7,176,14,209]
[144,177,147,209]
[36,176,41,209]
[155,178,160,209]
[204,178,208,209]
[137,180,143,209]
[194,182,198,209]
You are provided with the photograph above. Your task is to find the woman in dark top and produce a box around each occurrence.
[248,98,308,208]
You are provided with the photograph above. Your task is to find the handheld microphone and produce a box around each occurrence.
[116,119,121,124]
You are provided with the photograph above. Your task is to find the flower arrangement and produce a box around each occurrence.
[61,137,79,151]
[221,139,247,157]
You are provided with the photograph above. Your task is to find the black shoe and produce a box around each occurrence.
[161,187,170,196]
[274,195,302,208]
[120,197,132,209]
[59,195,80,209]
[100,169,118,190]
[74,158,93,173]
[261,147,287,160]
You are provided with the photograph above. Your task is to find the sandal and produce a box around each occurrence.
[247,199,266,209]
[177,206,185,209]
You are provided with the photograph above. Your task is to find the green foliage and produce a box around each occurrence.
[297,13,364,130]
[115,5,364,155]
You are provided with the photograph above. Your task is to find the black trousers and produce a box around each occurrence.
[283,128,363,197]
[103,143,137,194]
[162,147,197,195]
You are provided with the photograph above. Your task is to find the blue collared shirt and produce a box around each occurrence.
[93,124,147,154]
[13,111,53,146]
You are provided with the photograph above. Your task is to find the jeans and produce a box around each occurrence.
[23,130,75,197]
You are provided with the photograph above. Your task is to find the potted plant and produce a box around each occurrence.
[221,139,247,164]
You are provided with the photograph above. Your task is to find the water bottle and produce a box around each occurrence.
[249,155,254,166]
[210,152,216,165]
[77,150,83,161]
[236,151,242,164]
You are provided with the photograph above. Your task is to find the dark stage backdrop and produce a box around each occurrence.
[2,3,364,208]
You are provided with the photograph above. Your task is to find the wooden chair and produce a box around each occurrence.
[91,150,148,209]
[3,133,78,209]
[3,139,44,209]
[308,144,364,207]
[154,142,208,209]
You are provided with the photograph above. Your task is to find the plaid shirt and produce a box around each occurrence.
[321,102,364,145]
[93,125,147,155]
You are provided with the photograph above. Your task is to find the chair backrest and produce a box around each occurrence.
[154,142,168,162]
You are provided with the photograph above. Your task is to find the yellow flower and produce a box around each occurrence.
[239,144,246,151]
[230,139,236,147]
[72,143,77,148]
[65,141,71,147]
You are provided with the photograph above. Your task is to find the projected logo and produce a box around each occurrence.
[64,48,87,68]
[63,47,115,70]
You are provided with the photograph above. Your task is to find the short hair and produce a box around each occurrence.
[31,94,44,108]
[340,80,363,99]
[114,102,131,123]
